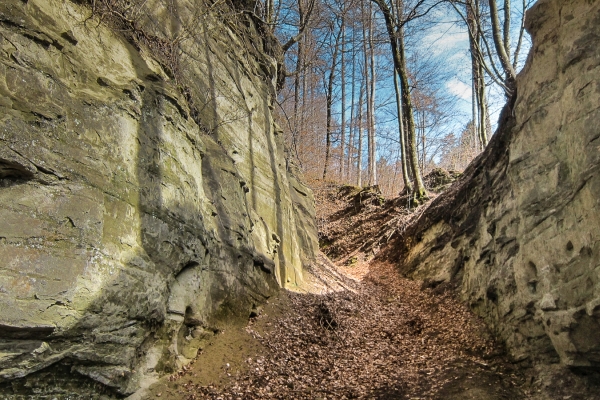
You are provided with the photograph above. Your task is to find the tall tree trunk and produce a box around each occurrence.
[293,30,304,159]
[371,0,426,200]
[339,22,347,180]
[361,1,373,186]
[347,25,356,183]
[397,28,427,200]
[391,0,411,193]
[323,26,342,180]
[503,0,511,55]
[513,0,527,69]
[393,70,412,192]
[265,0,274,26]
[477,57,488,148]
[467,0,479,146]
[420,110,426,173]
[357,83,364,187]
[468,0,488,150]
[368,2,377,186]
[489,0,517,93]
[301,44,308,148]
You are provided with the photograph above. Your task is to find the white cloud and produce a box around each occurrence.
[421,23,469,56]
[446,78,471,101]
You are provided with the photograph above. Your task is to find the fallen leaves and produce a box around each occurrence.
[167,261,522,399]
[163,180,525,399]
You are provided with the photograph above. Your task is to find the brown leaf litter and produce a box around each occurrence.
[146,174,538,399]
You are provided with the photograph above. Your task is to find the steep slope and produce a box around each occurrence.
[313,171,459,270]
[0,0,317,396]
[392,0,600,385]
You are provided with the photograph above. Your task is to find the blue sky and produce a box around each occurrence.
[417,4,532,134]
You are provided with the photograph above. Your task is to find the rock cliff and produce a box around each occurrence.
[0,0,317,396]
[394,0,600,385]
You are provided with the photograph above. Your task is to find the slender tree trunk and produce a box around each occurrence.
[513,0,527,69]
[371,0,426,200]
[503,0,511,55]
[300,28,310,159]
[489,0,517,92]
[265,0,274,25]
[391,0,411,192]
[348,30,356,182]
[293,29,304,158]
[368,2,377,186]
[468,0,489,150]
[467,0,479,146]
[397,28,427,199]
[403,110,413,183]
[420,110,426,173]
[471,72,478,149]
[477,57,488,148]
[323,26,342,180]
[357,83,364,187]
[393,70,412,192]
[361,1,373,186]
[339,22,347,181]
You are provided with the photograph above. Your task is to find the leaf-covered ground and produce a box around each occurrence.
[148,260,526,399]
[146,177,535,399]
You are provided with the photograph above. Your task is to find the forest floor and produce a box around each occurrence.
[145,175,536,399]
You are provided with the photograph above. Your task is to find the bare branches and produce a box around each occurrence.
[449,1,511,96]
[282,0,317,52]
[488,0,517,88]
[512,0,531,70]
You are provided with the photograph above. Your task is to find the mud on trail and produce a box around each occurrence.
[146,177,529,399]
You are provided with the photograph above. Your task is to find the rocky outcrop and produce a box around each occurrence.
[0,0,317,396]
[395,0,600,377]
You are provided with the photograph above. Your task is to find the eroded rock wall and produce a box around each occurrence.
[0,0,317,396]
[396,0,600,372]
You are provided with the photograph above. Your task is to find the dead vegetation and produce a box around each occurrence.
[78,0,282,133]
[149,170,530,399]
[311,169,459,268]
[82,0,186,79]
[157,261,525,399]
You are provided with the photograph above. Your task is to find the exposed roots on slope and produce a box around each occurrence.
[310,178,442,274]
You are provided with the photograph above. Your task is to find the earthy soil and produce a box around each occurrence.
[313,181,418,270]
[145,261,527,399]
[142,175,541,399]
[143,284,600,399]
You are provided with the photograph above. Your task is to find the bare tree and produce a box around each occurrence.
[370,0,440,201]
[323,18,343,179]
[466,0,489,148]
[450,0,532,98]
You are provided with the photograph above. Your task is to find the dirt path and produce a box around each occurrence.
[145,258,527,399]
[143,180,534,399]
[141,179,600,399]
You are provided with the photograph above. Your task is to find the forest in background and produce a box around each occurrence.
[265,0,532,198]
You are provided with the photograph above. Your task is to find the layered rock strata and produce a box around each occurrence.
[0,0,317,396]
[395,0,600,373]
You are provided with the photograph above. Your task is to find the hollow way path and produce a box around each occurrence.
[146,259,527,399]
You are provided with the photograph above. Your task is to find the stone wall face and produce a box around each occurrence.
[397,0,600,370]
[0,0,317,396]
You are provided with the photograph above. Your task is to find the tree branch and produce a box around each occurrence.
[282,0,316,53]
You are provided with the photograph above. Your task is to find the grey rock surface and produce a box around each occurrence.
[396,0,600,376]
[0,0,317,396]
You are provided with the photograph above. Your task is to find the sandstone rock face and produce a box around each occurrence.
[397,0,600,371]
[0,0,317,396]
